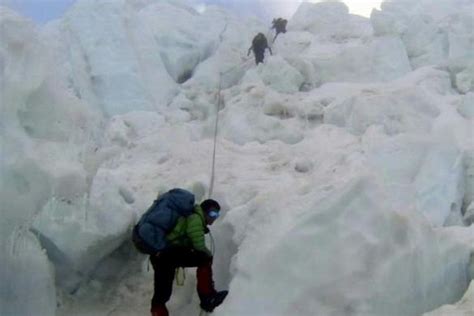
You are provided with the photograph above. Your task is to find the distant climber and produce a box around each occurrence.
[132,188,228,316]
[247,33,272,65]
[271,18,287,43]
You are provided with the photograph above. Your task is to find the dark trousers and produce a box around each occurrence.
[254,50,264,64]
[150,248,215,308]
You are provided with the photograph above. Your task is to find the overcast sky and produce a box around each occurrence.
[2,0,383,24]
[3,0,76,23]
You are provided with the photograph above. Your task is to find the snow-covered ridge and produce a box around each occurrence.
[0,0,473,315]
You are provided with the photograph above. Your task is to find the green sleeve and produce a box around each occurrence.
[186,213,211,255]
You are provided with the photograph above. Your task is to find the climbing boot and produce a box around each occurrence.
[200,290,228,313]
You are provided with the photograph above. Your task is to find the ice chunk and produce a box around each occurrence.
[32,168,135,292]
[463,150,474,212]
[324,85,439,136]
[464,202,474,225]
[423,276,474,315]
[43,0,182,116]
[414,145,464,226]
[277,10,410,85]
[304,36,411,84]
[290,1,372,40]
[371,0,474,86]
[287,2,395,85]
[457,92,474,119]
[219,83,305,145]
[0,159,53,238]
[221,177,471,316]
[455,65,474,94]
[257,56,305,94]
[1,230,56,316]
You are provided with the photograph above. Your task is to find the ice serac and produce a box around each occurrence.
[361,132,465,228]
[1,231,56,316]
[324,67,444,136]
[371,0,474,93]
[221,177,471,316]
[0,7,99,314]
[289,1,371,39]
[423,281,474,316]
[414,144,464,226]
[278,1,411,86]
[31,174,134,293]
[45,0,163,116]
[44,0,263,116]
[0,1,131,310]
[182,6,265,90]
[423,226,474,316]
[257,56,305,94]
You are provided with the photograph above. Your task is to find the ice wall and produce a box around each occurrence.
[0,6,102,314]
[220,178,470,316]
[42,0,265,116]
[371,0,474,94]
[1,230,56,316]
[215,66,472,316]
[274,1,412,87]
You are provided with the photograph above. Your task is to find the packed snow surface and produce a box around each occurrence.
[0,0,473,316]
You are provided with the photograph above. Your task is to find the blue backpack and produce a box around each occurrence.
[132,188,195,255]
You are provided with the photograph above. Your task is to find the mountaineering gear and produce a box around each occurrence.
[272,18,287,33]
[150,248,216,306]
[200,291,229,313]
[166,205,212,257]
[207,210,220,219]
[151,304,169,316]
[248,33,272,64]
[141,193,225,315]
[132,188,195,255]
[252,33,268,50]
[209,74,221,198]
[271,18,287,42]
[200,199,221,213]
[132,224,157,255]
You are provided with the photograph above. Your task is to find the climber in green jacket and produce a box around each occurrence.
[150,199,228,316]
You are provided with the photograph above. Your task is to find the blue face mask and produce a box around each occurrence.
[207,210,220,219]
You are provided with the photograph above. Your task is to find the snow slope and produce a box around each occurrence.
[0,0,473,315]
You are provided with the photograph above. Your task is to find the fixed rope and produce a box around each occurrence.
[208,70,223,199]
[209,230,216,256]
[207,21,228,199]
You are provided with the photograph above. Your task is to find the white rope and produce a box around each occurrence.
[208,22,270,198]
[208,22,228,199]
[208,73,221,199]
[209,230,216,256]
